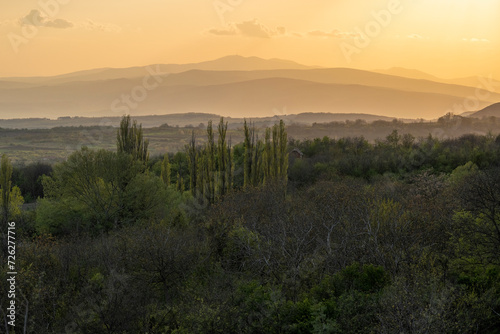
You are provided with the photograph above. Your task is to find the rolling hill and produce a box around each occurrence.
[0,56,497,121]
[470,102,500,118]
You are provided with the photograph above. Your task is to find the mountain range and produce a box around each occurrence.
[0,55,499,121]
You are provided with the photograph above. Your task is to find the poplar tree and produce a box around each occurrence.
[117,115,149,163]
[243,119,255,188]
[206,121,216,202]
[187,131,198,195]
[0,155,23,227]
[160,153,171,187]
[279,120,289,185]
[218,118,229,196]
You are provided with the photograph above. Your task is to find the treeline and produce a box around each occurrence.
[1,116,500,333]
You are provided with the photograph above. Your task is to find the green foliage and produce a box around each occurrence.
[160,153,171,186]
[0,154,24,225]
[11,129,500,333]
[117,114,149,163]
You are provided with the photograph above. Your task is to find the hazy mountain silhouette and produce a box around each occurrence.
[0,56,496,120]
[374,67,442,82]
[470,102,500,118]
[3,56,318,85]
[376,68,500,89]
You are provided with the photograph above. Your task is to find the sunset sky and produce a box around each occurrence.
[1,0,499,78]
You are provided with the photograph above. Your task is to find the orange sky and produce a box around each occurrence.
[1,0,499,78]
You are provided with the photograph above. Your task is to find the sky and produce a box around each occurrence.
[0,0,499,78]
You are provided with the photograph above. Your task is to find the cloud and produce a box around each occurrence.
[208,21,357,40]
[307,29,359,39]
[407,34,424,39]
[463,38,490,43]
[79,19,122,33]
[19,9,73,29]
[235,19,273,38]
[208,19,285,38]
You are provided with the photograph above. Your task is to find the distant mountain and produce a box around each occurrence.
[446,76,500,89]
[375,68,500,89]
[470,102,500,118]
[0,57,497,121]
[2,56,318,85]
[0,112,397,130]
[374,67,442,82]
[161,69,500,102]
[0,75,487,119]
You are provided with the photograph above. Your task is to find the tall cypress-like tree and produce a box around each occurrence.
[279,120,289,186]
[272,124,280,178]
[206,121,216,202]
[0,155,24,227]
[117,115,149,163]
[263,128,272,183]
[218,118,229,197]
[227,136,233,192]
[187,130,198,195]
[160,153,171,187]
[243,119,255,188]
[0,154,12,224]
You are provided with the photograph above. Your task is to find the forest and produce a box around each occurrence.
[1,115,500,333]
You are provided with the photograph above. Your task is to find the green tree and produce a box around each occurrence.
[243,119,255,188]
[0,154,24,226]
[160,153,171,187]
[278,120,289,186]
[39,148,140,234]
[187,130,198,195]
[117,115,149,163]
[218,118,230,196]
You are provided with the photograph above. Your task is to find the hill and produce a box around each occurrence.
[470,102,500,118]
[2,56,318,85]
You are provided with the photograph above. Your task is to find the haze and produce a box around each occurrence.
[1,0,499,78]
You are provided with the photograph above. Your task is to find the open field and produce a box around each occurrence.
[3,115,500,164]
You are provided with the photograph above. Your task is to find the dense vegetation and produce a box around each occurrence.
[2,113,500,164]
[1,116,500,333]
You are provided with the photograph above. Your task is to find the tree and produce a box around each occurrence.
[278,120,289,186]
[243,119,255,188]
[160,153,171,187]
[187,130,198,195]
[117,115,149,163]
[453,168,500,266]
[0,154,24,226]
[218,118,230,196]
[39,148,140,234]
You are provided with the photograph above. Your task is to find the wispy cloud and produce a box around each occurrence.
[462,38,490,43]
[208,20,360,40]
[16,10,121,33]
[407,34,424,39]
[307,29,359,39]
[78,19,122,33]
[20,9,73,29]
[208,19,286,38]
